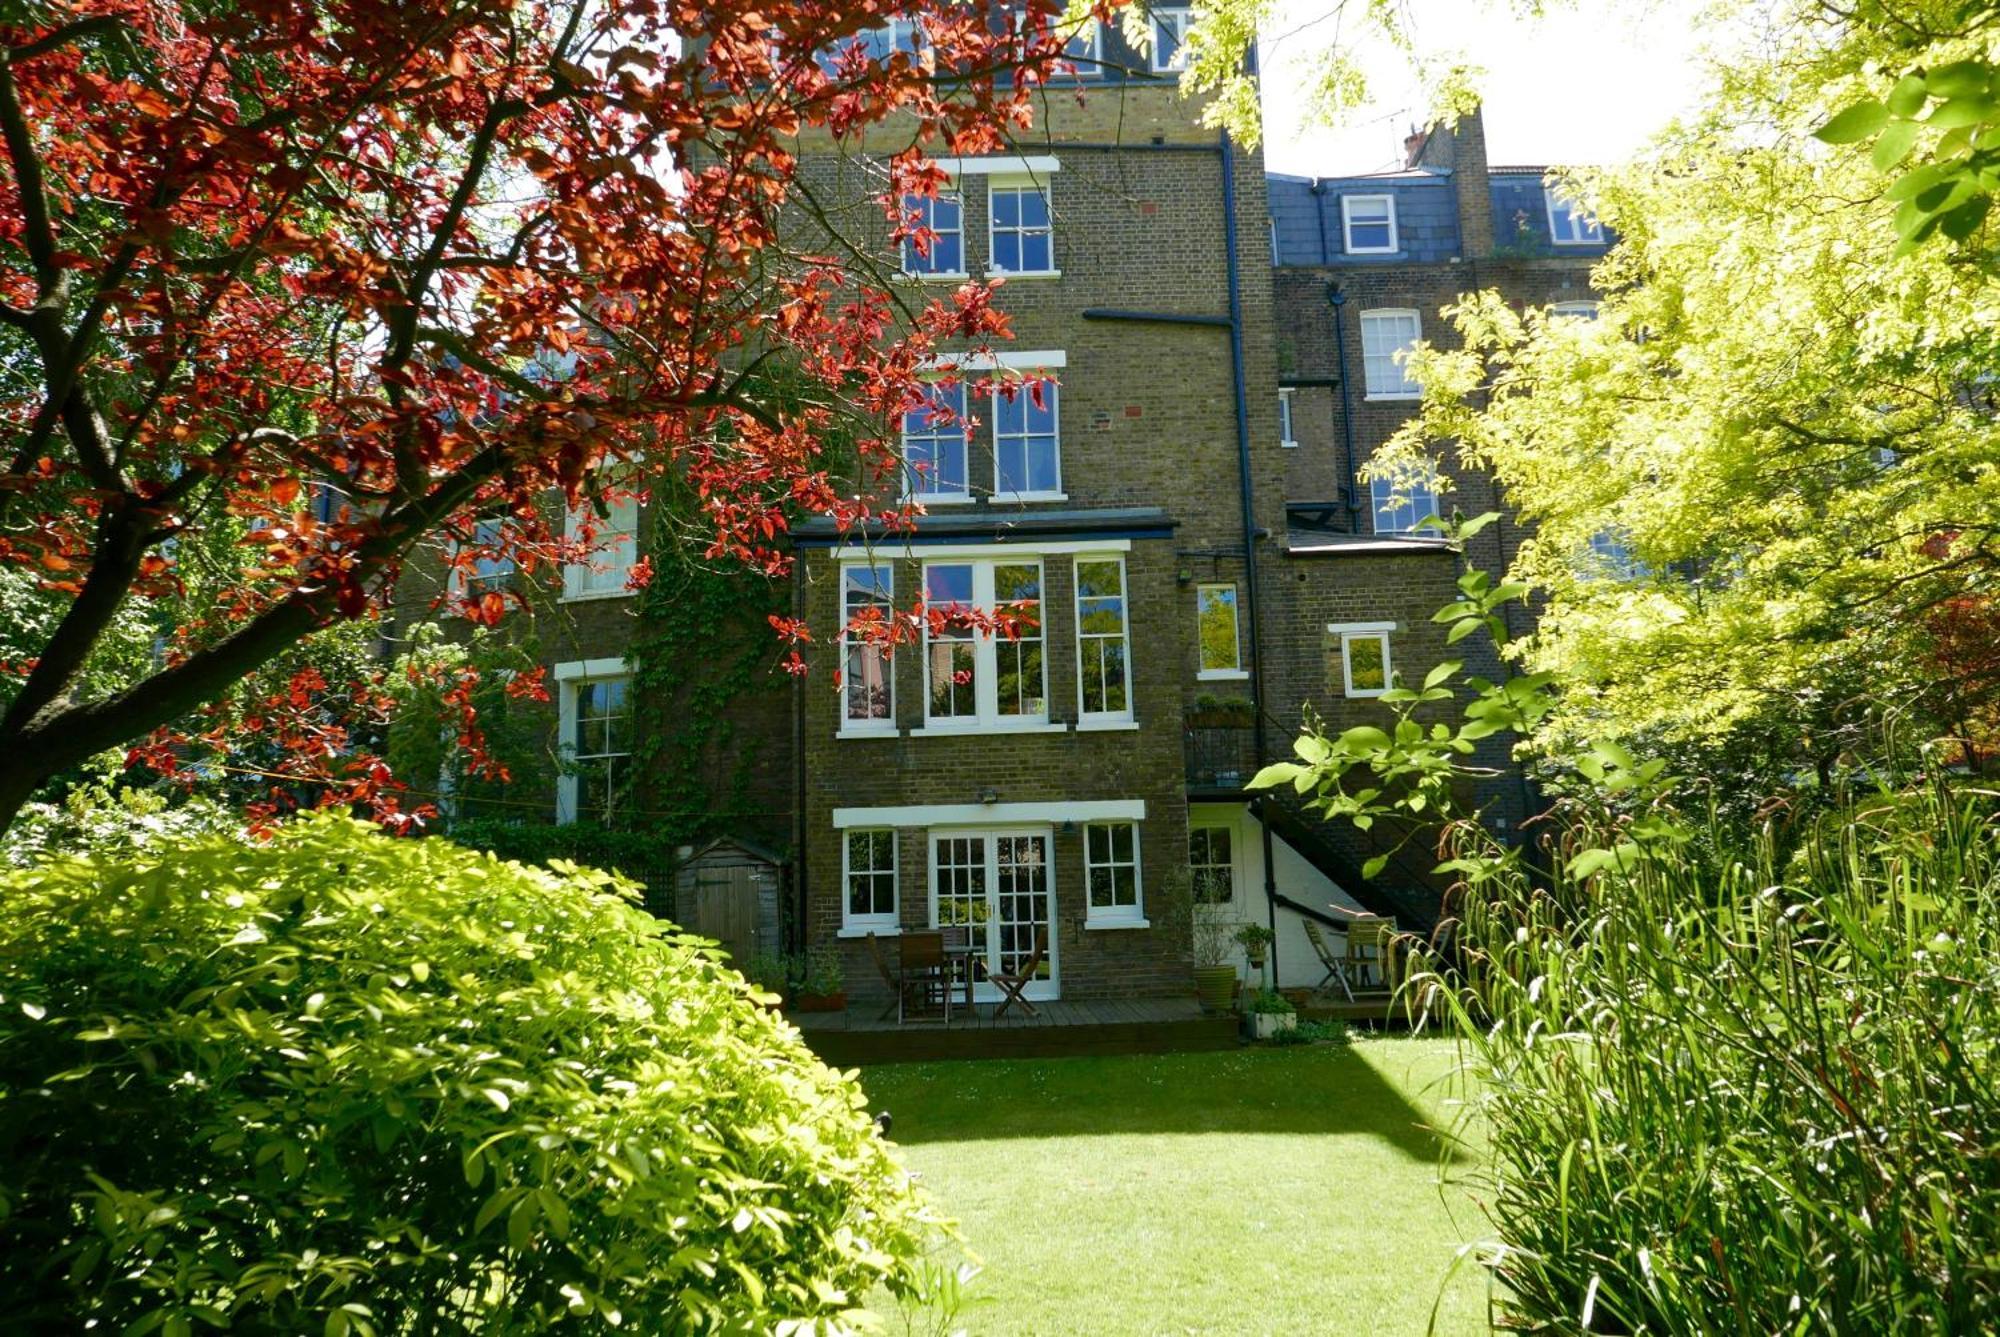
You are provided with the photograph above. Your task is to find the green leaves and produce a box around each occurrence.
[1816,59,2000,256]
[1815,98,1888,144]
[0,816,933,1330]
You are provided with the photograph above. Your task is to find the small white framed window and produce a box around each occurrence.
[1196,583,1243,678]
[1369,460,1440,536]
[1150,7,1192,73]
[1189,821,1236,904]
[1551,300,1601,321]
[991,375,1061,498]
[843,828,899,933]
[562,494,639,600]
[903,380,970,501]
[1359,309,1422,400]
[1341,194,1398,254]
[989,179,1055,275]
[842,563,896,733]
[1329,622,1395,698]
[1063,16,1102,78]
[555,659,631,824]
[901,191,965,277]
[1278,387,1297,447]
[1545,185,1604,246]
[1075,555,1133,723]
[1084,821,1145,927]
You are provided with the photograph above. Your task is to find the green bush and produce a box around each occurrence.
[1426,785,2000,1333]
[0,815,931,1332]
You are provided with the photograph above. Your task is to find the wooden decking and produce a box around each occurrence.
[792,997,1239,1065]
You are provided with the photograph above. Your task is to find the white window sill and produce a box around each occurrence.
[837,726,899,741]
[896,270,970,283]
[1346,247,1398,257]
[991,491,1067,504]
[1279,439,1299,449]
[986,269,1062,281]
[906,492,976,507]
[1363,393,1422,403]
[559,588,635,604]
[1345,689,1389,700]
[1075,718,1138,732]
[1197,669,1250,682]
[1085,916,1150,931]
[837,925,900,939]
[1550,239,1603,248]
[910,720,1068,737]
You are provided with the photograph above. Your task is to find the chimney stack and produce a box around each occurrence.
[1402,127,1428,168]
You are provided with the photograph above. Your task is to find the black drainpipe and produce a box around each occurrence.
[791,558,808,953]
[1220,135,1283,991]
[1328,283,1362,523]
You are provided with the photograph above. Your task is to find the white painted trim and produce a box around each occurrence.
[1195,581,1242,676]
[836,926,901,939]
[909,721,1068,738]
[1358,308,1422,400]
[1149,8,1192,74]
[893,270,970,284]
[557,589,635,605]
[927,827,1061,1001]
[836,727,901,740]
[987,176,1056,278]
[924,348,1067,372]
[1073,553,1135,726]
[839,560,897,733]
[1341,193,1399,255]
[823,537,1129,558]
[833,799,1146,829]
[1083,918,1152,931]
[991,375,1061,500]
[555,657,629,682]
[985,268,1063,281]
[1277,386,1297,447]
[1074,719,1140,732]
[840,827,900,935]
[1081,818,1145,928]
[920,556,1050,729]
[1325,621,1398,634]
[900,379,971,505]
[562,495,638,600]
[933,155,1061,178]
[1197,669,1251,682]
[1188,807,1243,907]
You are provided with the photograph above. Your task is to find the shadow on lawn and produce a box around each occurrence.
[859,1045,1469,1165]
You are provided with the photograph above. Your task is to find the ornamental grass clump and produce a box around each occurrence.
[0,815,933,1333]
[1427,784,2000,1334]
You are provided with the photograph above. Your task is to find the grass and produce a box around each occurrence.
[859,1036,1489,1336]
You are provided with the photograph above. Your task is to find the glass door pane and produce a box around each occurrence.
[993,833,1054,995]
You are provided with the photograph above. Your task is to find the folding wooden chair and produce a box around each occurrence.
[987,929,1048,1019]
[1344,916,1399,992]
[1302,920,1355,1002]
[897,930,951,1024]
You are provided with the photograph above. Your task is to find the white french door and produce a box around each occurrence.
[929,828,1059,1002]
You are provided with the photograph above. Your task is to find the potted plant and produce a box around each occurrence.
[1234,923,1275,974]
[1187,693,1255,729]
[1244,988,1298,1041]
[743,950,789,1010]
[1157,868,1242,1014]
[787,946,847,1013]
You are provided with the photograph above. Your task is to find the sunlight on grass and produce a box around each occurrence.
[860,1036,1489,1336]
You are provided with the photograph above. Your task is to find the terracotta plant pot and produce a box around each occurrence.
[1193,965,1239,1015]
[789,991,847,1014]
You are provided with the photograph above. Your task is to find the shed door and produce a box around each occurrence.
[682,866,761,965]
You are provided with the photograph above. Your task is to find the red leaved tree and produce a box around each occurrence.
[0,0,1103,830]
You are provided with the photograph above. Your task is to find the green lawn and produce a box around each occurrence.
[859,1036,1491,1336]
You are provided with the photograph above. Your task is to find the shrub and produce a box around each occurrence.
[0,815,931,1332]
[1426,784,2000,1333]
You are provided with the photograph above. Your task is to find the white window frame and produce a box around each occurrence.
[986,176,1057,277]
[561,495,638,601]
[1551,299,1601,321]
[1277,386,1297,447]
[1196,582,1246,680]
[1545,185,1605,246]
[1369,461,1440,536]
[989,373,1063,500]
[841,828,900,935]
[1074,554,1134,726]
[1329,622,1395,699]
[449,517,516,606]
[840,561,897,736]
[900,190,966,279]
[1083,820,1146,929]
[1188,814,1239,905]
[903,379,971,503]
[1150,7,1192,73]
[920,558,1050,731]
[554,658,631,824]
[1062,16,1103,78]
[1359,309,1422,401]
[1341,193,1398,254]
[927,826,1061,999]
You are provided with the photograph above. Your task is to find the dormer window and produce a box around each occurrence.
[1546,185,1604,245]
[1150,8,1192,73]
[1342,194,1398,254]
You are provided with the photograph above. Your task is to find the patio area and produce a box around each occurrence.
[791,996,1237,1064]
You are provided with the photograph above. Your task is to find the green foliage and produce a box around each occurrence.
[788,945,846,996]
[1422,783,2000,1333]
[0,816,933,1332]
[1245,987,1295,1016]
[0,774,245,870]
[444,817,683,883]
[383,623,555,822]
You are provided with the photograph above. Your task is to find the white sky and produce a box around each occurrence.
[1257,0,1720,176]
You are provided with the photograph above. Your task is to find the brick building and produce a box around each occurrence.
[395,12,1608,1005]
